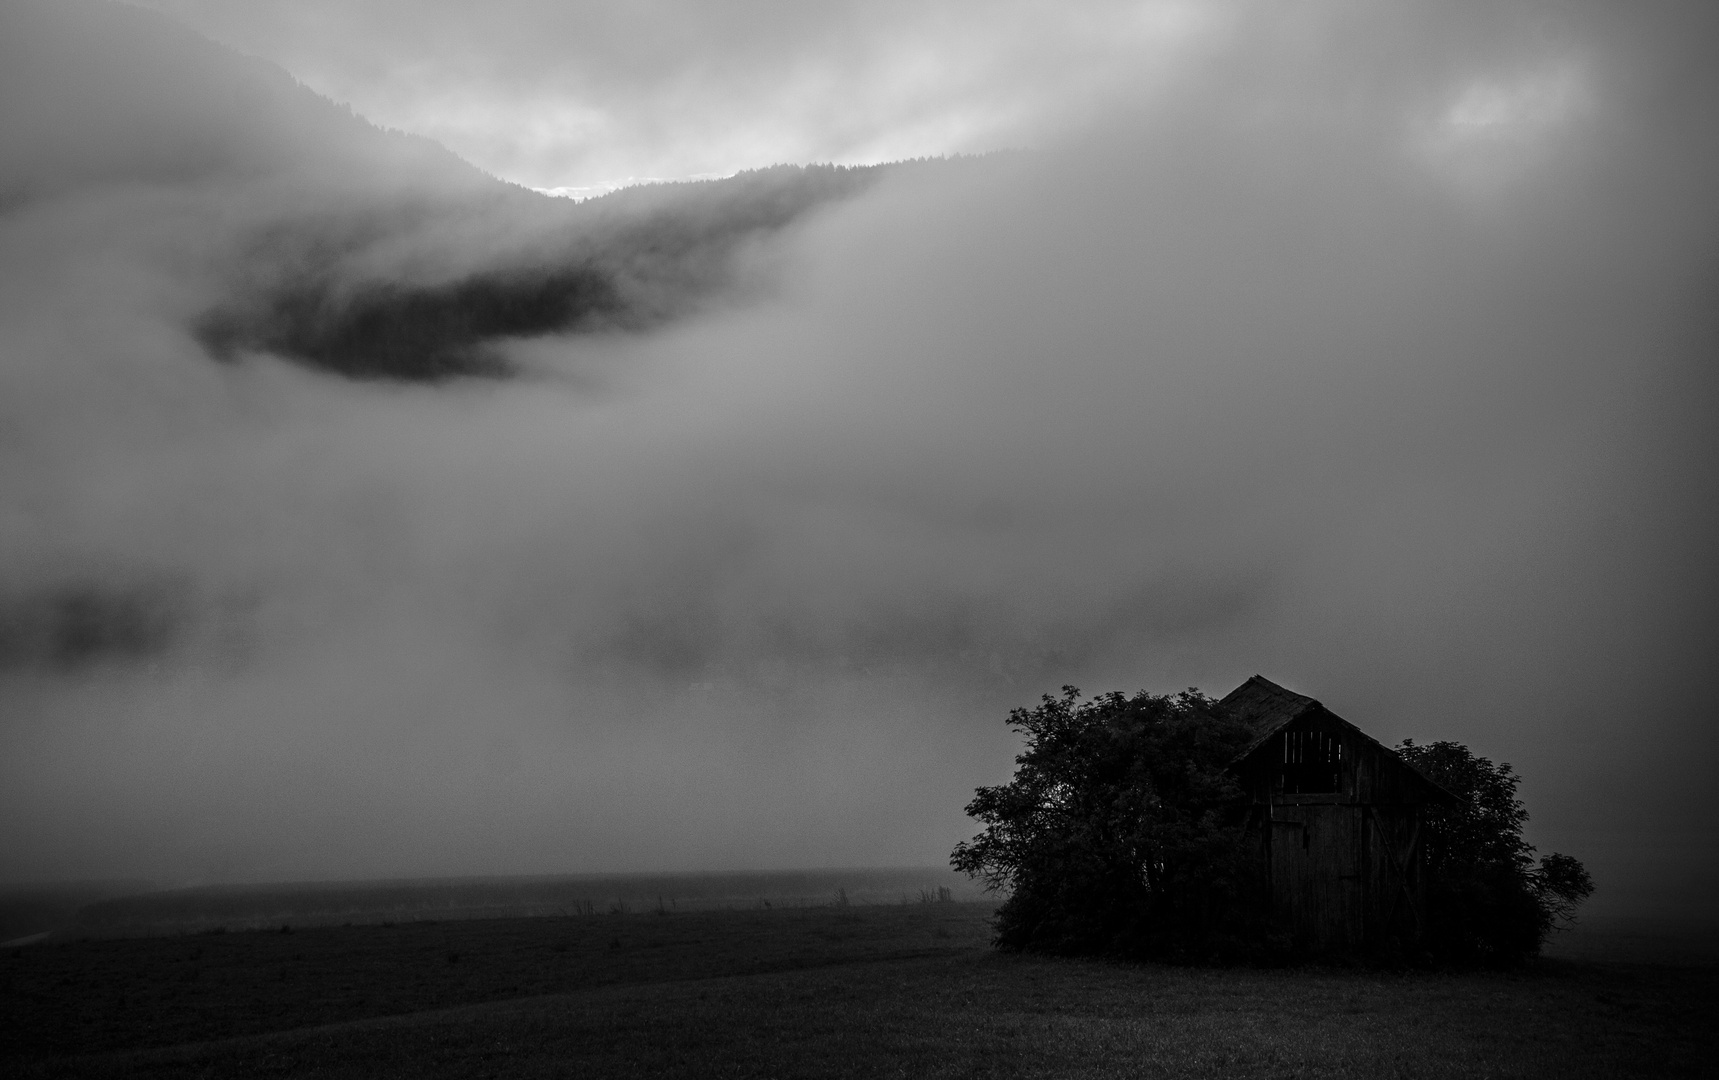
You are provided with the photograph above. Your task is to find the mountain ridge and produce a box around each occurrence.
[0,0,940,381]
[0,0,500,202]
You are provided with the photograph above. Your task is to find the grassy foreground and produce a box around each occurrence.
[3,902,1714,1078]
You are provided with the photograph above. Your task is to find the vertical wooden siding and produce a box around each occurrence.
[1242,713,1433,954]
[1268,803,1362,951]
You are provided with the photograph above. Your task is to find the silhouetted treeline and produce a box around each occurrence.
[196,164,898,381]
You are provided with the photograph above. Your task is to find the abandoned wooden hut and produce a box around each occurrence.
[1220,675,1456,954]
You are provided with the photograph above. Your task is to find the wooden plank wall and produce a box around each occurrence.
[1245,716,1434,953]
[1268,803,1362,951]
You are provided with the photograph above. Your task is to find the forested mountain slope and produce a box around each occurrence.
[0,0,922,381]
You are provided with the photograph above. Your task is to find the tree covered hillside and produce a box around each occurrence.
[1,0,975,382]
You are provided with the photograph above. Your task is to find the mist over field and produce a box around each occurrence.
[1,0,1715,924]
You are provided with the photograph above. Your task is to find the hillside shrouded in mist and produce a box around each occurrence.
[1,0,1715,924]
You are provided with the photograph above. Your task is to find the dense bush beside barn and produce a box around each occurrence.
[1397,739,1594,965]
[951,687,1265,960]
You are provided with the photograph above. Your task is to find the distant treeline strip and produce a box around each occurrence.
[59,869,981,939]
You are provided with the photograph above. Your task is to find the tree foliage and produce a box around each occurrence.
[950,687,1262,959]
[1397,739,1594,964]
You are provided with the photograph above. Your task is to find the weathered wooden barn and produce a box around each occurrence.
[1220,675,1456,954]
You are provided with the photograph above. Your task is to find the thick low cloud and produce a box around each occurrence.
[1,0,1716,920]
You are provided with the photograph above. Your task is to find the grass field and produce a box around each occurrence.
[4,901,1715,1078]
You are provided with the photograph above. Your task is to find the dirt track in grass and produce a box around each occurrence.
[5,902,1715,1078]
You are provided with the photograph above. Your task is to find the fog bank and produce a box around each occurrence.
[1,0,1715,920]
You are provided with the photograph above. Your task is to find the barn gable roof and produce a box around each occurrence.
[1220,674,1320,744]
[1220,675,1458,805]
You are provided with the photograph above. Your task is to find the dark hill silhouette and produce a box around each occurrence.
[195,163,897,380]
[0,0,492,200]
[0,0,946,381]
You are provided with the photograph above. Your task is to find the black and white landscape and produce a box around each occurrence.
[1,0,1717,1071]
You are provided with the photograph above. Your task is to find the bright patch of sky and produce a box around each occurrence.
[134,0,1221,192]
[1446,64,1585,133]
[1414,59,1592,192]
[533,174,734,202]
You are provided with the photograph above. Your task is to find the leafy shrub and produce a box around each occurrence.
[1397,740,1594,965]
[951,687,1262,960]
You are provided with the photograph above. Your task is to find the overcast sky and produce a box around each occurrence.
[133,0,1225,192]
[2,0,1716,921]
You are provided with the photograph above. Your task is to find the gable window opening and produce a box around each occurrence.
[1282,729,1342,794]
